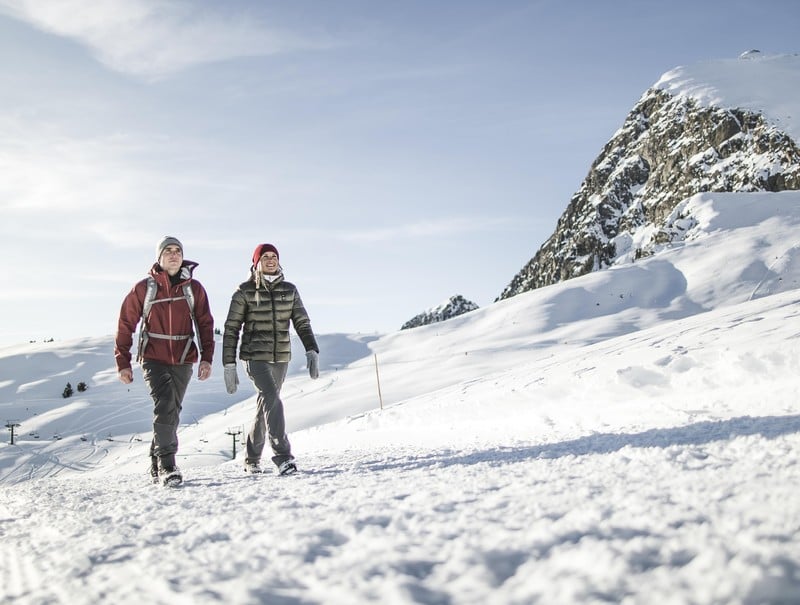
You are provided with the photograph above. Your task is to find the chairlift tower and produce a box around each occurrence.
[5,420,21,445]
[225,427,242,459]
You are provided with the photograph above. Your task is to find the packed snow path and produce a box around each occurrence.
[2,426,799,605]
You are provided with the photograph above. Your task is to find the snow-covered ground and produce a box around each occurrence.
[1,191,800,603]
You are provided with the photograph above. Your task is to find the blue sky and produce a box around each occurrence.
[1,0,798,345]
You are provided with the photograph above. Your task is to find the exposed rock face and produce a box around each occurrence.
[401,295,479,330]
[498,87,800,300]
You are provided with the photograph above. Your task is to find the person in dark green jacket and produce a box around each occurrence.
[222,243,319,475]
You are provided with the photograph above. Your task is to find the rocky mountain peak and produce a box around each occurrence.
[498,56,800,300]
[401,295,479,330]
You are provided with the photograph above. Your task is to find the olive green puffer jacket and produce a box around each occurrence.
[222,272,318,364]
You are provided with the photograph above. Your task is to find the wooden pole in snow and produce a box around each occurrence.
[374,354,384,410]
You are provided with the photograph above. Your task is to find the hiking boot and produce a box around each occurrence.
[277,458,298,476]
[244,460,263,474]
[158,461,183,487]
[149,456,159,484]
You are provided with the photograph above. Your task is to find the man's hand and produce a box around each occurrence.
[119,368,133,384]
[198,361,212,381]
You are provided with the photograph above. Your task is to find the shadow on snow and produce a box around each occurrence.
[360,414,800,472]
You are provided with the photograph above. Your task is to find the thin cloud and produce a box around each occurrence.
[0,119,170,213]
[0,0,333,79]
[318,217,524,244]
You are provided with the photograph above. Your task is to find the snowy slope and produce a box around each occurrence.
[1,191,800,603]
[4,191,799,480]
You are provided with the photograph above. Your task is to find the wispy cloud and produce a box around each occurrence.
[0,0,332,79]
[0,115,240,258]
[0,118,168,214]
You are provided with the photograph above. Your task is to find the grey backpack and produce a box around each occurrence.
[137,275,202,363]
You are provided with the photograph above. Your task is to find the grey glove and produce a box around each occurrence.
[306,350,319,379]
[224,363,239,394]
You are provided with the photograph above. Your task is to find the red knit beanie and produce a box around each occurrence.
[252,243,279,266]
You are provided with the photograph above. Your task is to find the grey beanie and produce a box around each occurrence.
[156,236,183,260]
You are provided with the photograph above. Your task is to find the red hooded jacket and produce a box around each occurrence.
[115,261,215,371]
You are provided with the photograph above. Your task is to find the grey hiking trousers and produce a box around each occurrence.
[244,360,291,465]
[142,360,192,462]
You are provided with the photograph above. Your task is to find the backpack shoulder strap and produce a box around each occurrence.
[182,282,195,313]
[182,282,203,357]
[142,276,158,323]
[137,276,158,362]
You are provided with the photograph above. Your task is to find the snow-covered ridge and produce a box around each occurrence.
[400,294,479,330]
[656,52,800,143]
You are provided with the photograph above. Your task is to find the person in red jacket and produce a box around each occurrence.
[115,236,215,486]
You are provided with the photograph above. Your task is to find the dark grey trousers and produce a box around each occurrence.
[142,360,192,464]
[244,361,291,465]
